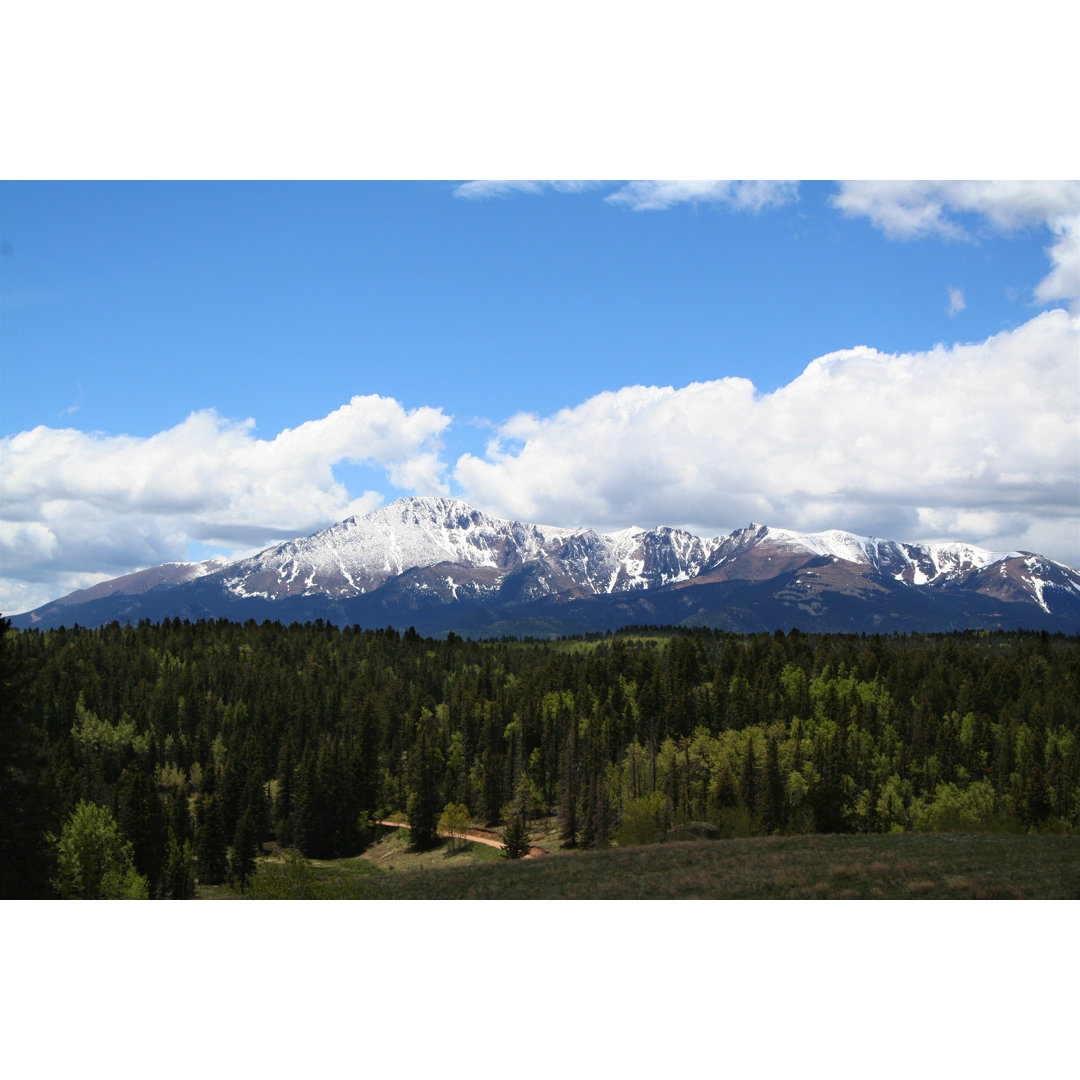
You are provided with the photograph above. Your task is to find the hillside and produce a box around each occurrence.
[235,832,1080,900]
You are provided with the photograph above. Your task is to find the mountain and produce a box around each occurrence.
[10,496,1080,635]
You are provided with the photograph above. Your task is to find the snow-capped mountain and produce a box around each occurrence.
[11,497,1080,634]
[217,497,729,603]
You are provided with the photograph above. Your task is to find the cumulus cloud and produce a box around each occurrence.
[1035,220,1080,305]
[1,395,451,612]
[948,287,966,316]
[455,310,1080,566]
[832,180,1080,306]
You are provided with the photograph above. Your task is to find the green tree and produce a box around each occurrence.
[52,801,149,899]
[117,765,168,895]
[761,736,786,833]
[161,830,196,899]
[195,793,228,884]
[248,849,322,899]
[557,720,581,847]
[229,809,259,893]
[614,791,665,847]
[437,802,471,853]
[500,814,531,859]
[739,735,759,818]
[406,717,441,851]
[0,617,55,898]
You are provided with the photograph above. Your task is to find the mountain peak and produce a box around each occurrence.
[11,502,1079,633]
[384,495,478,514]
[366,495,504,530]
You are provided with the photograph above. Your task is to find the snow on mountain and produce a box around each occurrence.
[215,497,735,603]
[12,496,1079,630]
[220,497,581,601]
[749,524,1024,583]
[741,523,1078,611]
[212,496,1079,612]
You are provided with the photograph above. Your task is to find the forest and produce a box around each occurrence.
[2,616,1077,899]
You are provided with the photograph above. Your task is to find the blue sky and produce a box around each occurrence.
[0,179,1057,436]
[2,179,1078,613]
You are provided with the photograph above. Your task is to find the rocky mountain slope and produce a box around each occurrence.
[10,497,1080,635]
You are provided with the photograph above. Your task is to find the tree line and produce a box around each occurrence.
[2,617,1077,897]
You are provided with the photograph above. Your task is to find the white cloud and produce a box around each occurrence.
[452,179,799,213]
[1034,218,1080,305]
[605,180,799,212]
[0,395,451,613]
[948,287,966,316]
[832,181,1080,306]
[453,180,606,200]
[455,309,1080,567]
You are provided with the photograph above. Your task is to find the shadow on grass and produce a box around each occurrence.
[215,832,1079,900]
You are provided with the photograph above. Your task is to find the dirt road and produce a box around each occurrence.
[376,820,547,859]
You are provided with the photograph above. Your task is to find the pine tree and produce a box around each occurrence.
[739,736,759,818]
[406,715,441,851]
[558,719,580,847]
[288,755,315,855]
[761,736,786,834]
[161,829,196,899]
[117,765,168,895]
[229,809,258,893]
[195,793,228,884]
[274,743,294,842]
[500,814,531,859]
[167,783,193,844]
[0,618,55,898]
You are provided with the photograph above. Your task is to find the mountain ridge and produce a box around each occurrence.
[9,496,1080,635]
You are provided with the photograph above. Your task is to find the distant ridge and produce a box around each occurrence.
[10,497,1080,635]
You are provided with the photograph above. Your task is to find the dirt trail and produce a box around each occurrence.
[377,820,547,859]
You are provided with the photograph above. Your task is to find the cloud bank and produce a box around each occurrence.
[4,311,1077,615]
[455,309,1079,564]
[1,396,450,612]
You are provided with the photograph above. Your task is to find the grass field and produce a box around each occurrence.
[205,830,1080,900]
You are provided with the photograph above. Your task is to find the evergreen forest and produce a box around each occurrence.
[2,616,1077,899]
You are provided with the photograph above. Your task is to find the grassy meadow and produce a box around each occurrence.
[203,829,1080,900]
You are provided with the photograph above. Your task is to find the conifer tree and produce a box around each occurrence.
[286,756,309,853]
[500,814,531,859]
[407,721,440,851]
[739,737,759,817]
[762,737,786,834]
[0,618,55,898]
[557,723,581,847]
[167,784,193,844]
[195,793,228,884]
[161,829,196,899]
[229,809,258,893]
[117,765,168,895]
